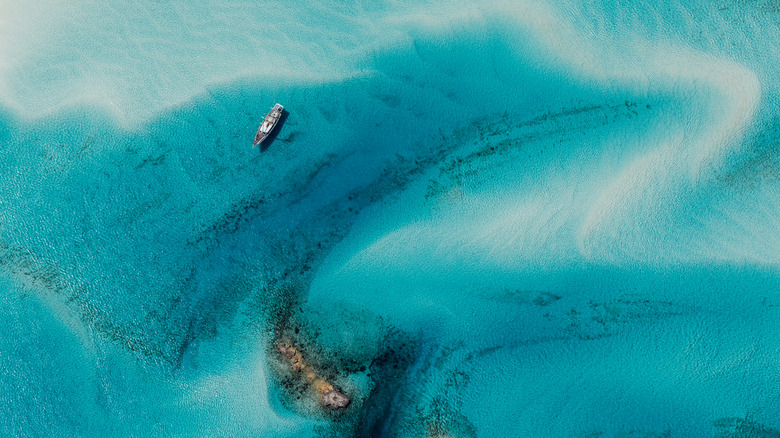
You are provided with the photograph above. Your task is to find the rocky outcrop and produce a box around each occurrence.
[321,389,350,409]
[277,342,350,409]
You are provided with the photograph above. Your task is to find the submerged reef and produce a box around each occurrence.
[276,341,350,409]
[714,416,780,438]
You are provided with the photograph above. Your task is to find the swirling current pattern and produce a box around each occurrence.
[0,0,779,436]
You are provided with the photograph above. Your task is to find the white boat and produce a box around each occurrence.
[253,103,284,146]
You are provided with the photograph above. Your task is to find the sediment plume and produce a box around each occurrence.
[277,342,350,409]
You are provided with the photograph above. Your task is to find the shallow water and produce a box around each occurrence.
[1,0,779,436]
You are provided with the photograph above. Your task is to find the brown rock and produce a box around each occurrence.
[321,389,350,409]
[277,340,350,409]
[313,379,333,394]
[277,343,296,359]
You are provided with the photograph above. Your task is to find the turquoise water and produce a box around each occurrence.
[1,1,780,436]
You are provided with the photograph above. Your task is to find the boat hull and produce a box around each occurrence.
[253,103,284,146]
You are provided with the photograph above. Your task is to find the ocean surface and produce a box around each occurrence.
[1,1,779,436]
